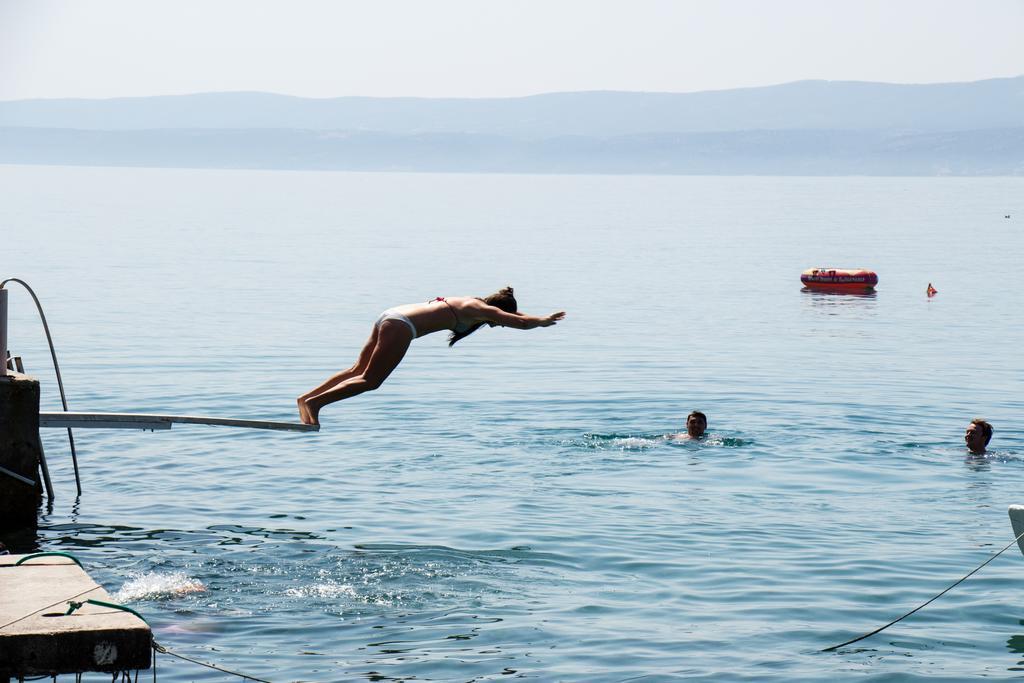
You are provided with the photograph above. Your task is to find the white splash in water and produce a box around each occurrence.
[285,582,358,599]
[609,437,661,450]
[113,571,206,602]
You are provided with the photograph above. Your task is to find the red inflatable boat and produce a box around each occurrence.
[800,268,878,292]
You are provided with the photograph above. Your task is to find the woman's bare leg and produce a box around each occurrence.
[297,326,379,423]
[303,321,412,425]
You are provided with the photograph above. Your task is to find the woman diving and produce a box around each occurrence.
[297,287,565,425]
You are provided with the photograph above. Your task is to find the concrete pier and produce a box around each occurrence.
[0,553,151,677]
[0,372,43,531]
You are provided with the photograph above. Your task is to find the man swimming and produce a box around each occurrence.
[965,418,993,455]
[682,411,707,439]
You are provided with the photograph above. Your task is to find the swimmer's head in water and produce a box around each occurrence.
[449,286,518,346]
[686,411,707,438]
[966,418,993,454]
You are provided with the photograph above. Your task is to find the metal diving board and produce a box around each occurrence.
[39,411,318,432]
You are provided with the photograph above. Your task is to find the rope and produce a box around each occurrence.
[153,642,273,682]
[823,526,1024,652]
[15,551,83,567]
[65,598,149,625]
[0,584,101,632]
[0,277,80,496]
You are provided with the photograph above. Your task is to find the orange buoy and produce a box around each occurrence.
[926,283,938,297]
[800,268,878,292]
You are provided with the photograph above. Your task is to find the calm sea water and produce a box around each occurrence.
[2,165,1024,681]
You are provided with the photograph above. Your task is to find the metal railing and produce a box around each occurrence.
[1,278,79,497]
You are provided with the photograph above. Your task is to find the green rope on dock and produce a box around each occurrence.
[65,598,149,624]
[14,551,83,567]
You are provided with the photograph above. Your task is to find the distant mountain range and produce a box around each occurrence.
[1,77,1022,175]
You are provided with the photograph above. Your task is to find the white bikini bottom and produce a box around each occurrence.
[375,309,417,338]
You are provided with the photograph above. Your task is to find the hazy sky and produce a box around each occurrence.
[2,0,1022,101]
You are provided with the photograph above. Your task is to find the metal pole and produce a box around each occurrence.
[0,287,7,377]
[36,438,54,501]
[0,279,80,495]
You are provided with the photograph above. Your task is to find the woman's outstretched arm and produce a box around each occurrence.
[474,303,565,329]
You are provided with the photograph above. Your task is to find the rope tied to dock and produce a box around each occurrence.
[153,641,273,682]
[0,584,102,632]
[823,526,1024,652]
[65,598,149,624]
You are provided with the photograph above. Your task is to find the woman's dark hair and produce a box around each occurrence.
[449,286,517,346]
